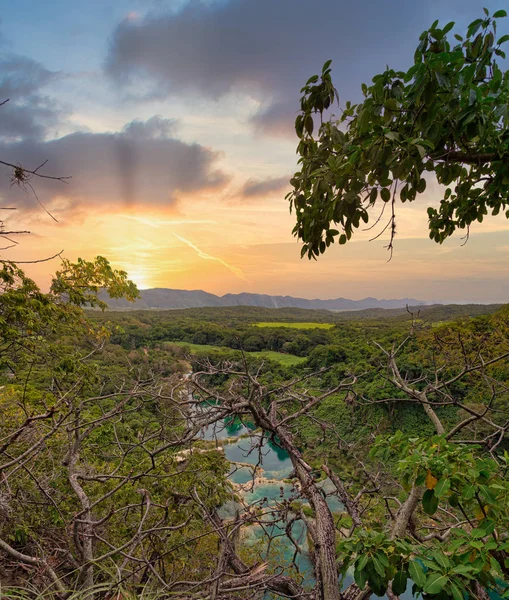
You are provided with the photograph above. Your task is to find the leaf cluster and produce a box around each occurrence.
[289,9,509,258]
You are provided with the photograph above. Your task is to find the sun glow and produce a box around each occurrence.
[128,270,150,290]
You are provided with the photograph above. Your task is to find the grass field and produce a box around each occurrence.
[167,341,230,353]
[250,351,307,366]
[253,322,335,329]
[166,341,306,366]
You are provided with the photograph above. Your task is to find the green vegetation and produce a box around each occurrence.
[166,341,306,366]
[3,259,509,599]
[167,340,233,353]
[289,8,509,258]
[97,301,502,324]
[249,350,307,366]
[253,321,335,329]
[0,258,230,595]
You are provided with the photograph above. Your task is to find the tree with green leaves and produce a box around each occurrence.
[0,255,238,594]
[0,133,234,593]
[289,9,509,258]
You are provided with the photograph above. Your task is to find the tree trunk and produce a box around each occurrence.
[419,393,445,435]
[473,582,491,600]
[68,448,95,591]
[391,485,420,539]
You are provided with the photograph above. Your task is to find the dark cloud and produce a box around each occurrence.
[250,102,298,138]
[121,115,178,139]
[105,0,491,136]
[0,116,229,215]
[241,175,290,199]
[0,55,67,141]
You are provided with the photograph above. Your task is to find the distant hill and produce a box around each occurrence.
[102,288,431,311]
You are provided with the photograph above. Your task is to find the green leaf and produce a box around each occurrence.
[434,478,451,497]
[443,21,455,34]
[471,526,490,539]
[424,573,449,595]
[376,551,390,568]
[450,581,465,600]
[415,144,426,159]
[490,555,503,575]
[305,115,314,136]
[381,188,391,202]
[435,71,450,89]
[493,10,507,18]
[409,560,426,587]
[422,489,439,515]
[354,563,368,589]
[356,554,369,571]
[372,555,386,577]
[452,564,474,576]
[479,519,496,536]
[467,19,483,37]
[367,569,387,597]
[392,569,408,595]
[498,34,509,44]
[433,552,451,569]
[295,115,304,138]
[470,521,495,540]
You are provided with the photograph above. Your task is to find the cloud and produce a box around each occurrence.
[105,0,489,137]
[240,175,290,199]
[121,115,178,139]
[0,55,68,141]
[0,115,229,216]
[250,102,300,138]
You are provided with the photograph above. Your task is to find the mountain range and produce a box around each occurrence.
[102,288,432,311]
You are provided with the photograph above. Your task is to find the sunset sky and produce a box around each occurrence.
[2,0,509,302]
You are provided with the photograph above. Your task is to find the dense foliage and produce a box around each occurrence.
[289,9,509,258]
[0,259,231,592]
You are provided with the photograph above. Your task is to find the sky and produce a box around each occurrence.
[1,0,509,302]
